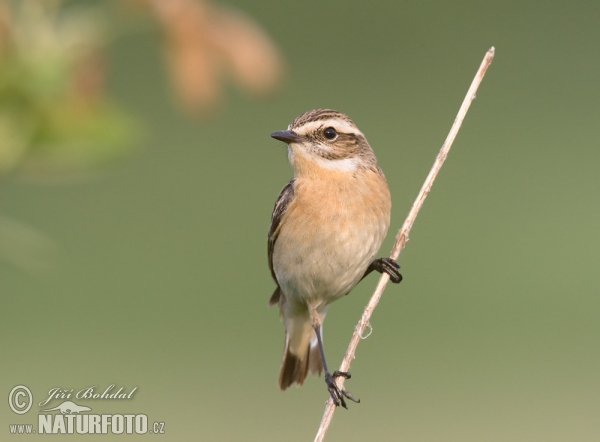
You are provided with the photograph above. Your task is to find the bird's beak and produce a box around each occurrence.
[271,130,302,144]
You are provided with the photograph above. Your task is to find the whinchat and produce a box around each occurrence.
[268,109,402,408]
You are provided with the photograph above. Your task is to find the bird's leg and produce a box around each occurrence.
[363,257,402,283]
[314,324,360,409]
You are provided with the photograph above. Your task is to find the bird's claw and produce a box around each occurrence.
[325,371,360,409]
[373,257,402,283]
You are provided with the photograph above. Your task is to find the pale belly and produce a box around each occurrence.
[273,196,390,309]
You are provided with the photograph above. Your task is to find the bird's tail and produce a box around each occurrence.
[278,313,323,390]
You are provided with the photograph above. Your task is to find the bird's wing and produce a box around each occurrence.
[267,178,295,306]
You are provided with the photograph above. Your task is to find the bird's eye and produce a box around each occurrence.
[323,127,337,140]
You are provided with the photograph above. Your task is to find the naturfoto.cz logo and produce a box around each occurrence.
[7,384,166,436]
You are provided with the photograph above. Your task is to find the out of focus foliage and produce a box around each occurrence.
[0,0,137,180]
[0,0,284,180]
[0,0,283,271]
[136,0,283,114]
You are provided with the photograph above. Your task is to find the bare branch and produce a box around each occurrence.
[314,46,495,442]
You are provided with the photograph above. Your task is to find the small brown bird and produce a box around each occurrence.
[268,109,402,407]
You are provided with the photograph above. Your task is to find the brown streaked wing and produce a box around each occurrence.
[267,179,295,304]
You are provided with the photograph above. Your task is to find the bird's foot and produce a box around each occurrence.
[371,258,402,283]
[325,370,360,409]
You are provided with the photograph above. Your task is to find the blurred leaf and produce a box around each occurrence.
[143,0,283,114]
[18,102,139,179]
[0,0,139,180]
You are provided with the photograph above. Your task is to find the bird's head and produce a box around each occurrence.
[271,109,378,175]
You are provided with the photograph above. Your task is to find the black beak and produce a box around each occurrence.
[270,130,301,144]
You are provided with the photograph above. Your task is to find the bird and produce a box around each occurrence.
[268,109,402,408]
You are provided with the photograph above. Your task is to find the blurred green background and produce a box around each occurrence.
[3,0,600,440]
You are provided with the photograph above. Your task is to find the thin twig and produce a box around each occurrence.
[313,47,495,442]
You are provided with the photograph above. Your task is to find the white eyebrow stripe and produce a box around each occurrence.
[296,119,360,136]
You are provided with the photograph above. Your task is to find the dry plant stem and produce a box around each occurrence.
[314,47,495,442]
